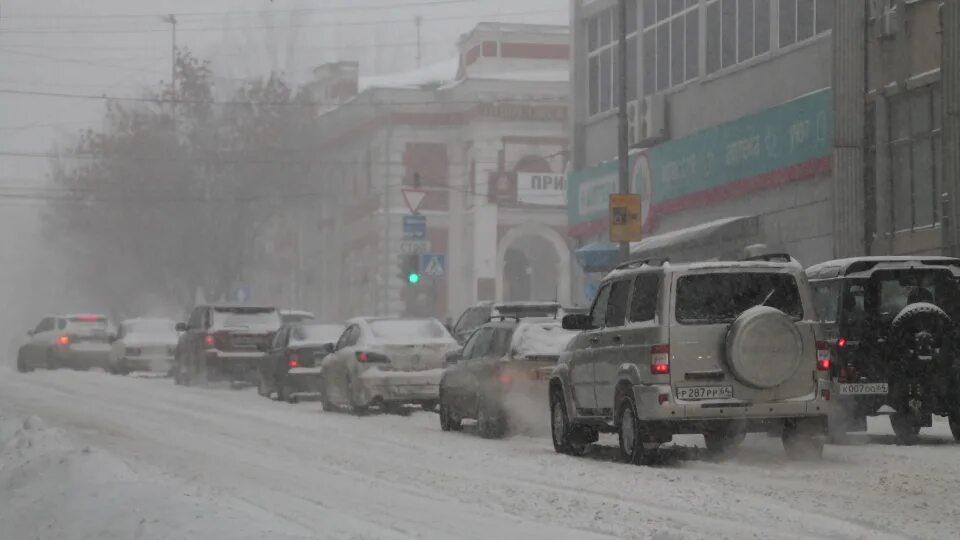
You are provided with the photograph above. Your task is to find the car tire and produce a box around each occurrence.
[194,356,208,386]
[949,412,960,442]
[550,388,587,456]
[782,422,825,460]
[257,372,270,398]
[16,351,32,373]
[477,395,507,439]
[421,400,439,412]
[617,392,655,465]
[703,430,746,461]
[890,413,921,445]
[439,390,461,432]
[319,378,336,412]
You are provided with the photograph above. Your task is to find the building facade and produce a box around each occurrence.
[307,23,575,322]
[569,0,836,301]
[832,0,956,257]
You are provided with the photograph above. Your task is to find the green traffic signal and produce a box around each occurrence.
[408,272,421,284]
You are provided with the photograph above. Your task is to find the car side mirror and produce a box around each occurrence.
[444,350,462,365]
[562,314,592,331]
[175,322,187,332]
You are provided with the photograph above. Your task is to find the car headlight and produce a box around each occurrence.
[125,347,142,356]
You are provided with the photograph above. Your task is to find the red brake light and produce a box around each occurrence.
[837,336,847,349]
[56,335,70,346]
[356,351,369,363]
[816,341,831,370]
[204,335,216,348]
[287,355,300,369]
[76,315,103,322]
[497,372,513,385]
[650,344,670,375]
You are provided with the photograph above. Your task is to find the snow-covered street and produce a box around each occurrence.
[0,369,957,540]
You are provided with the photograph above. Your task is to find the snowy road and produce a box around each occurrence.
[1,370,957,539]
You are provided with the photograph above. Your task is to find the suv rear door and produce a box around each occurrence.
[669,269,817,403]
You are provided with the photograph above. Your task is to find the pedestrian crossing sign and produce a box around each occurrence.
[420,254,446,277]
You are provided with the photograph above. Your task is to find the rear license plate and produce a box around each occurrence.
[676,386,734,400]
[838,382,888,395]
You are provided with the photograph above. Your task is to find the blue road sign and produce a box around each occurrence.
[420,253,446,277]
[403,215,427,240]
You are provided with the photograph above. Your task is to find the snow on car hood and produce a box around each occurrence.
[122,334,178,347]
[511,322,578,358]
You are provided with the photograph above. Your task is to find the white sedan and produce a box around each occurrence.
[319,317,458,414]
[109,318,180,375]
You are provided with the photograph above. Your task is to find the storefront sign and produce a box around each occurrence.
[567,89,833,236]
[517,172,566,205]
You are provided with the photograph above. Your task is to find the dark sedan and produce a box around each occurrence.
[258,322,344,403]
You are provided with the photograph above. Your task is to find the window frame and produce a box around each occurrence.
[604,279,632,328]
[628,273,662,324]
[586,3,639,118]
[642,0,699,96]
[777,0,831,49]
[590,283,613,329]
[887,84,942,232]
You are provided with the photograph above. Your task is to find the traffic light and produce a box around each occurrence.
[398,254,420,285]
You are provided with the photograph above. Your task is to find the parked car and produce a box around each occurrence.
[450,301,561,344]
[439,317,578,438]
[806,256,960,443]
[174,304,281,386]
[550,256,831,464]
[319,317,458,414]
[280,310,316,325]
[17,314,114,372]
[108,318,179,375]
[258,322,344,403]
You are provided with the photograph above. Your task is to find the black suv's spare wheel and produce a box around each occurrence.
[890,302,953,362]
[725,306,803,389]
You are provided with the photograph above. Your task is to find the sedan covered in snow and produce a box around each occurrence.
[108,318,180,375]
[319,317,458,414]
[17,314,114,372]
[439,317,577,437]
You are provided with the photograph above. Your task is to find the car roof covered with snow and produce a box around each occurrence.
[602,258,803,283]
[806,256,960,280]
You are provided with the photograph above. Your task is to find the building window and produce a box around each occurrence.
[706,0,772,74]
[642,0,699,95]
[587,3,638,116]
[778,0,831,49]
[888,84,942,231]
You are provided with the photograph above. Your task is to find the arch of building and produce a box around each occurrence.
[495,224,571,306]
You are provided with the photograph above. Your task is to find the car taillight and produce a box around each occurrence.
[497,372,513,385]
[204,335,216,348]
[650,344,670,375]
[288,354,300,369]
[816,341,831,370]
[56,335,71,346]
[356,351,369,363]
[837,336,847,349]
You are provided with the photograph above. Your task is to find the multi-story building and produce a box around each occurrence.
[306,23,574,322]
[832,0,957,257]
[568,0,836,301]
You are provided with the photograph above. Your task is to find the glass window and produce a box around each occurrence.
[657,0,671,22]
[706,1,721,73]
[605,280,631,327]
[35,318,54,333]
[797,0,815,41]
[738,0,755,63]
[671,16,685,85]
[599,9,612,46]
[756,0,771,53]
[721,0,737,68]
[588,56,600,115]
[779,0,797,47]
[627,0,638,33]
[656,23,671,91]
[600,48,612,111]
[629,274,661,323]
[811,281,841,323]
[590,284,612,329]
[676,272,804,323]
[815,0,832,32]
[685,10,699,80]
[490,328,515,357]
[913,139,935,227]
[643,29,657,95]
[57,319,67,330]
[892,144,912,231]
[642,0,657,28]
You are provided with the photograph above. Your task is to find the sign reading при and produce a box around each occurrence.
[517,173,565,206]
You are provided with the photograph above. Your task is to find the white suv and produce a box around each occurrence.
[549,257,831,464]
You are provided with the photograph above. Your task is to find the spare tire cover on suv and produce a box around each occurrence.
[725,306,803,389]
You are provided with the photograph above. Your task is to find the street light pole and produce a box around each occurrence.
[161,14,177,96]
[616,0,631,262]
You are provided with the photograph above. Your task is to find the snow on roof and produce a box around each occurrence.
[628,216,755,254]
[806,256,960,275]
[358,57,459,91]
[472,69,568,83]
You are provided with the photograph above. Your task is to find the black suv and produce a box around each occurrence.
[807,257,960,443]
[174,304,281,386]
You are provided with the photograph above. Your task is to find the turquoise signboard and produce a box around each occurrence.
[567,89,833,235]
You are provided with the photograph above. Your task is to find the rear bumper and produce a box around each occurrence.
[120,355,174,372]
[285,367,323,394]
[632,383,829,426]
[356,369,442,405]
[54,348,111,369]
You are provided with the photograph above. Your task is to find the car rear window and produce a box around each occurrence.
[294,324,344,344]
[126,319,176,334]
[511,322,577,358]
[370,319,451,341]
[675,272,804,324]
[66,317,109,331]
[213,308,281,330]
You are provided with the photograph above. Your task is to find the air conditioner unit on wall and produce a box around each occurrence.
[627,95,667,147]
[869,0,898,39]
